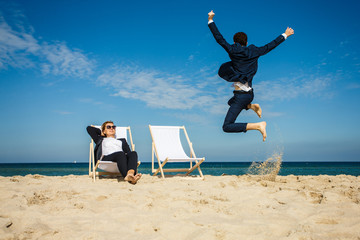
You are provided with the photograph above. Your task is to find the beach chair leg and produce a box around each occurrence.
[185,158,205,177]
[93,168,96,182]
[153,159,168,179]
[152,159,161,176]
[89,144,92,177]
[92,161,101,182]
[197,165,204,178]
[159,159,169,179]
[197,159,204,178]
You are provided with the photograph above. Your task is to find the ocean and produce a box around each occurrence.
[0,162,359,177]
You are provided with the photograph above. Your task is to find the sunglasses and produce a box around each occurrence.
[106,125,116,129]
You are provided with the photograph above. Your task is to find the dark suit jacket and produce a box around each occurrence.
[208,22,285,86]
[86,126,132,162]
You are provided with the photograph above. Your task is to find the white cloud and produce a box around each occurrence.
[0,13,94,78]
[254,74,334,101]
[346,83,360,89]
[172,113,210,124]
[40,79,64,87]
[263,111,285,118]
[0,20,39,69]
[96,63,338,116]
[54,110,73,115]
[78,98,103,105]
[40,42,94,78]
[97,64,224,111]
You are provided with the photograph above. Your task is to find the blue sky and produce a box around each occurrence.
[1,0,360,163]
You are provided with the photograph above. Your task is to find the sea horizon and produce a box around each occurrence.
[0,161,359,177]
[1,160,360,164]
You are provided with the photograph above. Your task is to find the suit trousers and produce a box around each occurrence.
[102,151,138,176]
[223,91,254,133]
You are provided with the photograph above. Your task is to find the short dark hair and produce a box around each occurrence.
[233,32,247,46]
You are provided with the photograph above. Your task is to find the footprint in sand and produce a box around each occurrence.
[96,195,108,201]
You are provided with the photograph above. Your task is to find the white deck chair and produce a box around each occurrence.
[88,125,138,182]
[149,125,205,179]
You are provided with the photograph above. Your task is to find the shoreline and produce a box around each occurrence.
[1,173,360,178]
[1,161,359,177]
[1,174,360,239]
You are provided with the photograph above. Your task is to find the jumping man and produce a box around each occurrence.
[208,10,294,141]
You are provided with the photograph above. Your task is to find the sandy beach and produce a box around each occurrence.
[1,174,359,240]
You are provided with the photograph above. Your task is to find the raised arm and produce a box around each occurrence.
[208,10,233,53]
[86,125,102,144]
[256,27,294,57]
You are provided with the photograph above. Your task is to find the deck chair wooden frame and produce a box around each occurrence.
[88,125,138,182]
[149,125,205,179]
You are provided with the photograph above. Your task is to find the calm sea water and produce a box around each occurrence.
[0,162,359,177]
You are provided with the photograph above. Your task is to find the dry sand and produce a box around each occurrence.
[1,174,359,240]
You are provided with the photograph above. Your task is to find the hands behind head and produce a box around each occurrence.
[285,27,294,37]
[208,10,215,20]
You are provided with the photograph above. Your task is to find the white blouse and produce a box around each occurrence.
[102,138,123,156]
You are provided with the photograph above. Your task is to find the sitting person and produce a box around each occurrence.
[87,121,141,184]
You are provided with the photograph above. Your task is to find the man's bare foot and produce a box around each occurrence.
[259,121,267,142]
[249,103,262,118]
[246,121,267,141]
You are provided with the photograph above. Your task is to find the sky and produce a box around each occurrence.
[1,0,360,163]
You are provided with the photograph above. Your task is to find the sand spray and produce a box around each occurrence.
[247,123,284,181]
[247,151,283,181]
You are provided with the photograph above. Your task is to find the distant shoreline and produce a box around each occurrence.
[1,161,360,164]
[0,162,359,177]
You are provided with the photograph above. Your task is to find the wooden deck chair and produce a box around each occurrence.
[88,125,138,182]
[149,125,205,179]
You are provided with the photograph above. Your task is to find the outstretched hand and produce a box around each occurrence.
[208,10,215,21]
[285,27,294,37]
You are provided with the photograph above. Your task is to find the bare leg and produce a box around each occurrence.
[247,103,262,118]
[246,121,267,141]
